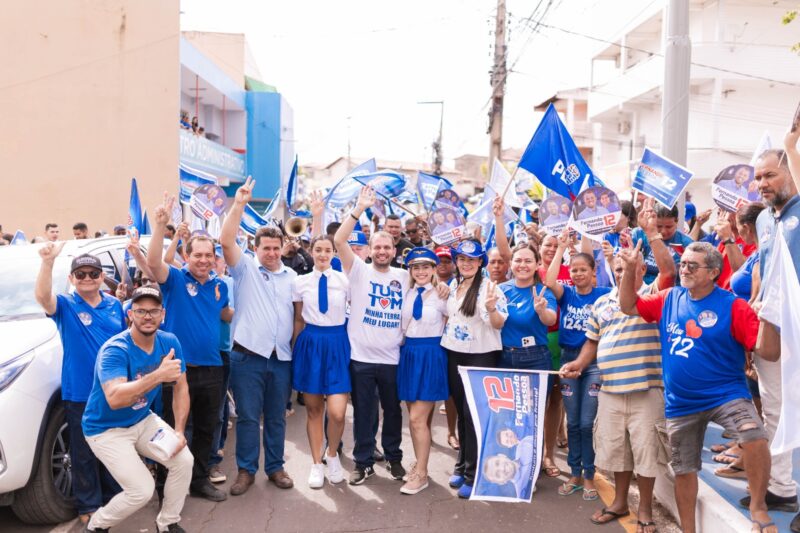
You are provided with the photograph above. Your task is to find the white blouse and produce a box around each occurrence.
[291,267,349,327]
[441,277,508,353]
[401,283,448,338]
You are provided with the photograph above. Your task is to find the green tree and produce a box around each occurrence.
[783,8,799,53]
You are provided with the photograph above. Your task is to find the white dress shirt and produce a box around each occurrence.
[292,267,349,326]
[402,284,447,338]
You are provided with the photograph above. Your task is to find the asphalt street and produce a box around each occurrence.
[2,401,678,533]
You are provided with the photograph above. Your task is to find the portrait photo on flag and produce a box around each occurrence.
[572,186,621,237]
[539,194,573,236]
[711,164,758,212]
[458,367,547,503]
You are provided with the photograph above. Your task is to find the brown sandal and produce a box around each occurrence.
[448,434,460,450]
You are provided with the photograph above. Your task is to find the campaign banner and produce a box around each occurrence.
[572,186,621,237]
[712,164,757,213]
[539,194,573,236]
[631,147,694,208]
[459,366,547,503]
[190,184,228,221]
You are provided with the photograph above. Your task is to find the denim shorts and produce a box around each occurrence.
[666,397,767,475]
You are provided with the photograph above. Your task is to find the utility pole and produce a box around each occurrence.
[419,100,444,175]
[488,0,507,174]
[660,0,691,222]
[346,115,352,171]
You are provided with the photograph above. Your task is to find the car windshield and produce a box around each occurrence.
[0,246,69,320]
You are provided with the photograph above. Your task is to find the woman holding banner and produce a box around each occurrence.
[397,248,449,495]
[441,239,508,499]
[545,229,612,501]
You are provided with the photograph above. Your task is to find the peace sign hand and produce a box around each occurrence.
[618,239,643,272]
[533,286,549,314]
[484,281,499,313]
[235,176,255,206]
[125,229,140,255]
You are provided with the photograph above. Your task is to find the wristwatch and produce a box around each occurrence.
[723,238,736,245]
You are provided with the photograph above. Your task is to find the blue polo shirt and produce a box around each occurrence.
[557,285,612,349]
[82,330,184,437]
[500,282,557,348]
[758,194,800,286]
[160,265,229,366]
[49,292,126,402]
[632,228,693,285]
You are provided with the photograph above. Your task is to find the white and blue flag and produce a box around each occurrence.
[179,164,217,204]
[10,230,26,245]
[325,159,378,208]
[417,172,452,211]
[240,203,271,236]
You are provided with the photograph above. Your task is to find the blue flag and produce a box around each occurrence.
[286,156,299,213]
[459,366,547,503]
[417,172,453,211]
[179,164,217,204]
[142,210,151,235]
[127,178,144,235]
[632,147,694,208]
[10,230,26,245]
[263,189,281,220]
[352,170,408,200]
[518,104,597,200]
[240,203,271,235]
[325,159,378,208]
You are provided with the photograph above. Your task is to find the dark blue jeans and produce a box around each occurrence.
[349,360,402,468]
[209,351,231,467]
[559,347,602,479]
[500,344,554,391]
[63,401,120,514]
[229,350,292,475]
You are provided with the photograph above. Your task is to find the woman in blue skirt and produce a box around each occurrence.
[291,235,351,489]
[398,247,449,495]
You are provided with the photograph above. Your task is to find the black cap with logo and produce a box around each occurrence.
[130,286,163,305]
[70,254,103,274]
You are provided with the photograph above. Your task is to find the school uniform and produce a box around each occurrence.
[398,284,448,402]
[291,268,351,395]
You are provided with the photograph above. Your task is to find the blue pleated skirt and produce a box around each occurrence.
[398,337,449,402]
[292,324,351,395]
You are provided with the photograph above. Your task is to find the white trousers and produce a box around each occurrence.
[86,413,194,531]
[754,355,797,498]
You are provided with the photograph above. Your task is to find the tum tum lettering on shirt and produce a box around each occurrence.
[364,281,403,328]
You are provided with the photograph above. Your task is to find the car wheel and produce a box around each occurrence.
[11,403,77,524]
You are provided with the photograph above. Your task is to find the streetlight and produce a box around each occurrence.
[417,101,444,176]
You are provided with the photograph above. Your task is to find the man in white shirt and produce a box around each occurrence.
[334,186,409,485]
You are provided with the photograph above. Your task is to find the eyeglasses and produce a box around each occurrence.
[678,262,714,273]
[132,308,163,318]
[73,270,101,280]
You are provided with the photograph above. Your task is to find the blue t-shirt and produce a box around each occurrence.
[729,253,759,301]
[557,285,612,349]
[160,266,229,366]
[500,282,557,348]
[82,330,185,437]
[50,293,126,402]
[632,228,694,285]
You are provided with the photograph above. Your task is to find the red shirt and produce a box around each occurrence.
[539,264,573,333]
[716,237,757,291]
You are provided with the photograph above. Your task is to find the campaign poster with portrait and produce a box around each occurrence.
[539,194,573,236]
[190,184,229,221]
[434,188,462,209]
[459,367,547,503]
[572,186,621,236]
[712,164,758,213]
[429,205,466,246]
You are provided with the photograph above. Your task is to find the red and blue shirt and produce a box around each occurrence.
[636,286,758,418]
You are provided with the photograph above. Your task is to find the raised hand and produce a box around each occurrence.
[484,280,499,312]
[715,215,734,241]
[158,349,182,383]
[556,227,571,249]
[786,102,800,149]
[356,186,376,211]
[601,240,615,262]
[639,198,658,236]
[533,286,549,314]
[125,229,140,255]
[235,176,255,206]
[115,282,128,301]
[618,239,643,272]
[176,222,190,241]
[38,241,65,262]
[696,209,712,226]
[492,195,505,218]
[154,192,175,227]
[309,190,325,218]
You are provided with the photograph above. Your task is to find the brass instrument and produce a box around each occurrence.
[285,216,309,237]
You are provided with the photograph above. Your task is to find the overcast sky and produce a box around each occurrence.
[180,0,638,166]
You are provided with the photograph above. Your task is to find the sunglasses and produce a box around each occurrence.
[73,270,101,280]
[678,262,713,273]
[131,308,163,318]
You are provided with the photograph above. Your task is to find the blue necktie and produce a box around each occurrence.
[318,273,328,314]
[412,287,425,320]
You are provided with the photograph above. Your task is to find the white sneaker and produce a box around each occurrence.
[326,453,345,484]
[308,463,325,489]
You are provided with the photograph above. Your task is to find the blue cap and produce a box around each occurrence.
[453,239,487,267]
[347,231,368,246]
[684,202,697,222]
[404,247,439,267]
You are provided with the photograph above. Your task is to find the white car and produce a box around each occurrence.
[0,237,145,524]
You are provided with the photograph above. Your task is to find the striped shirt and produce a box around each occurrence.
[585,284,663,394]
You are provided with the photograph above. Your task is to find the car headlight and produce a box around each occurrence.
[0,350,35,393]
